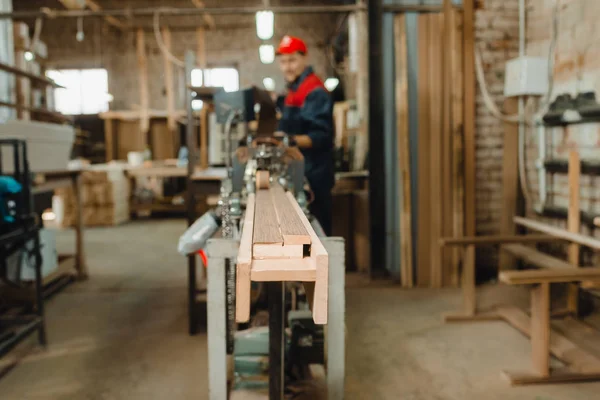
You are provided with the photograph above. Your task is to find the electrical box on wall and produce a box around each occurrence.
[504,56,549,97]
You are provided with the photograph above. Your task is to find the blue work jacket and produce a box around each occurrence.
[279,67,335,192]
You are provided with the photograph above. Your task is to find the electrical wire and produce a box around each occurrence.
[153,10,185,68]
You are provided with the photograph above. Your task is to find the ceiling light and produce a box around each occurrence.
[324,77,340,92]
[24,51,35,61]
[256,11,274,40]
[259,44,275,64]
[263,77,276,91]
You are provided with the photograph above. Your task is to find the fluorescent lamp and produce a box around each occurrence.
[263,77,276,91]
[24,51,35,61]
[259,44,275,64]
[256,11,274,40]
[324,77,340,92]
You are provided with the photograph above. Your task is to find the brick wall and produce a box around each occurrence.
[474,0,520,267]
[33,6,337,110]
[525,0,600,259]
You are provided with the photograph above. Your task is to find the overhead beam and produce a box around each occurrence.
[59,0,126,31]
[85,0,127,31]
[1,5,365,19]
[191,0,216,30]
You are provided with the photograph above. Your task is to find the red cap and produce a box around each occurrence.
[276,35,308,55]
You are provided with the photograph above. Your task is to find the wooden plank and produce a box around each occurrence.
[252,190,283,245]
[162,27,177,134]
[270,185,310,245]
[442,0,454,287]
[450,8,465,287]
[429,14,444,288]
[499,98,520,271]
[394,14,413,288]
[462,245,476,316]
[501,244,574,270]
[0,61,63,88]
[104,118,114,162]
[463,0,476,292]
[441,234,560,246]
[286,192,328,324]
[514,217,600,250]
[531,282,550,377]
[497,305,600,374]
[499,268,600,285]
[253,244,303,260]
[503,369,600,386]
[416,15,432,287]
[84,0,127,31]
[191,0,217,30]
[200,107,209,169]
[236,193,254,323]
[136,29,150,135]
[251,258,316,282]
[568,150,581,315]
[196,27,207,68]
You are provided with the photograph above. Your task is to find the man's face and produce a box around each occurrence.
[278,53,307,83]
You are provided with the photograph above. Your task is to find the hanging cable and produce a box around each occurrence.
[153,10,185,68]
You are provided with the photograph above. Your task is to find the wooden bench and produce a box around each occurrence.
[498,269,600,384]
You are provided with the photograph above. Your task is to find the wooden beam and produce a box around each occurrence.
[191,0,217,29]
[499,268,600,285]
[59,0,126,31]
[236,193,255,323]
[286,192,328,324]
[568,150,581,315]
[462,245,476,316]
[442,0,453,286]
[416,14,431,287]
[161,27,177,134]
[196,27,208,69]
[394,14,413,288]
[499,98,520,270]
[463,0,476,291]
[270,185,311,245]
[429,14,443,288]
[531,282,550,377]
[501,244,575,270]
[136,29,150,135]
[440,234,561,246]
[449,6,464,288]
[514,217,600,250]
[253,190,284,246]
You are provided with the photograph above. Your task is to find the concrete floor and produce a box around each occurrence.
[1,220,600,399]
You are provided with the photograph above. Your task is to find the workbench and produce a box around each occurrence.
[0,169,88,302]
[17,169,88,300]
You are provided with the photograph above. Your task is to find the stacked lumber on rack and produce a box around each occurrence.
[55,167,130,227]
[394,6,466,287]
[236,185,328,324]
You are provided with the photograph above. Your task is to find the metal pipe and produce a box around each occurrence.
[0,5,365,19]
[536,123,547,210]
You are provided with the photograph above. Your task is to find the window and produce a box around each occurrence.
[45,68,111,115]
[191,67,240,110]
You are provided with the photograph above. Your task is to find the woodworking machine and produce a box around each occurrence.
[179,87,330,399]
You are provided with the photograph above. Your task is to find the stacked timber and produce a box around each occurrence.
[55,166,130,227]
[236,183,329,324]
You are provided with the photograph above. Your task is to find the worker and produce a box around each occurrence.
[276,35,334,236]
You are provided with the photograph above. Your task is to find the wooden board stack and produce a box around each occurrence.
[395,6,466,288]
[55,167,130,227]
[236,185,328,324]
